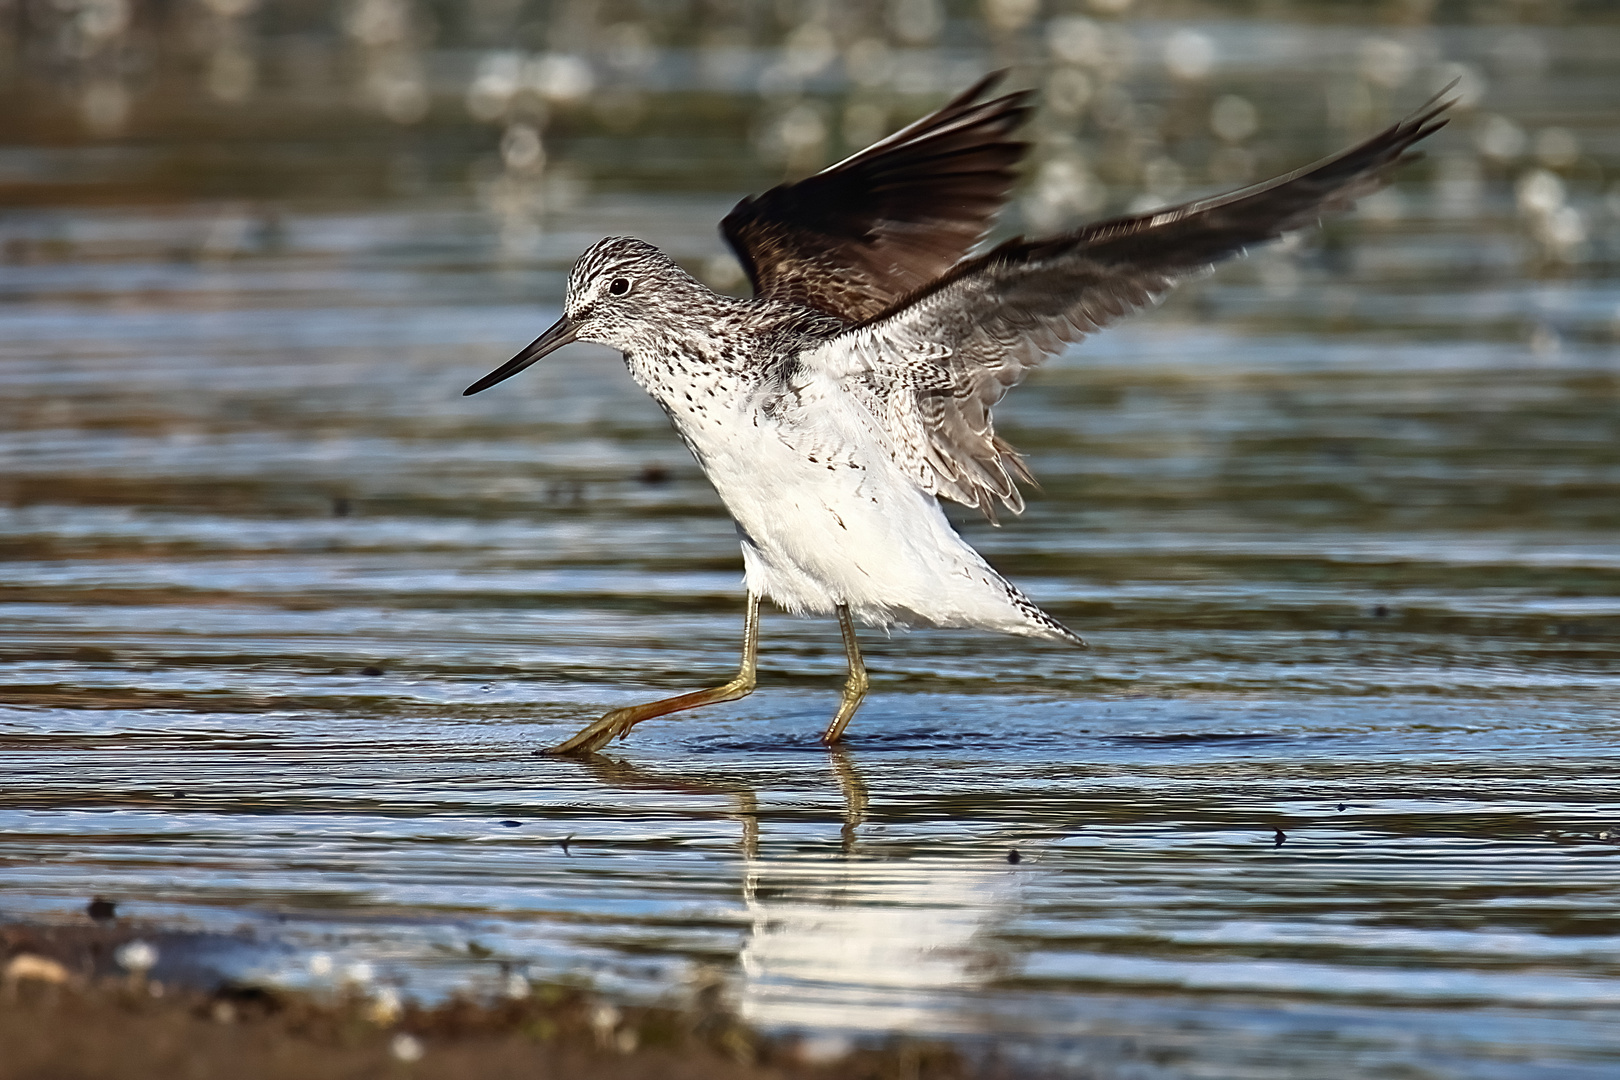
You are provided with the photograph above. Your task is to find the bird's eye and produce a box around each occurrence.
[609,278,631,296]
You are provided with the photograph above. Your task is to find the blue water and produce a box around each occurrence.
[3,10,1620,1077]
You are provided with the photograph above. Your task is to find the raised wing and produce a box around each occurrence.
[721,72,1031,322]
[803,90,1453,519]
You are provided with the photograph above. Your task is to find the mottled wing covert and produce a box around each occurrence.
[721,72,1031,322]
[807,90,1454,518]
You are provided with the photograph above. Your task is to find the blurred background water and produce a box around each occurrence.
[2,1,1619,1076]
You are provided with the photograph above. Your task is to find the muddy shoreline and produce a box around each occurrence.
[2,918,997,1080]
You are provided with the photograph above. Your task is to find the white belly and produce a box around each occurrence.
[668,391,1066,639]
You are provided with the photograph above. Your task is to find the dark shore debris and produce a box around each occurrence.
[86,898,117,922]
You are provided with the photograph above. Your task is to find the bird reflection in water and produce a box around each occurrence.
[569,750,1025,1035]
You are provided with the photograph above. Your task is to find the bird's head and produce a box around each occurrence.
[464,236,698,396]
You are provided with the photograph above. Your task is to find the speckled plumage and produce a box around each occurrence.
[548,235,1079,641]
[465,74,1452,750]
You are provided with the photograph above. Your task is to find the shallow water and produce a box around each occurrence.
[5,9,1620,1078]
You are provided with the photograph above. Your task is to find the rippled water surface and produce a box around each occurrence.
[5,11,1620,1079]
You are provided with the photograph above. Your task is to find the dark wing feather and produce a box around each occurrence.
[721,72,1031,322]
[803,90,1453,518]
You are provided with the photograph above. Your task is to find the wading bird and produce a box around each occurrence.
[464,73,1450,755]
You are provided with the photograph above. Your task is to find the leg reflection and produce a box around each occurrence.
[828,745,868,855]
[574,750,865,860]
[578,754,761,860]
[560,752,1017,1036]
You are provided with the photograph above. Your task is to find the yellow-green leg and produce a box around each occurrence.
[819,605,869,745]
[545,595,760,756]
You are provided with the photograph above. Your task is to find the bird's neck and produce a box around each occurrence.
[621,294,835,390]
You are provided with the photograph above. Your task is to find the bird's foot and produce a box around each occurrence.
[819,665,869,745]
[542,707,640,757]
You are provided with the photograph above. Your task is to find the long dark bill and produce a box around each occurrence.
[463,315,578,395]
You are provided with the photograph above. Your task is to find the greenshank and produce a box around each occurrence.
[464,73,1451,754]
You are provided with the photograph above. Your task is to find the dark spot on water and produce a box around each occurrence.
[559,835,573,855]
[359,665,384,676]
[1273,829,1287,847]
[1372,604,1390,617]
[499,820,522,828]
[331,496,350,517]
[1006,848,1021,864]
[86,897,117,921]
[1337,803,1347,812]
[638,462,670,484]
